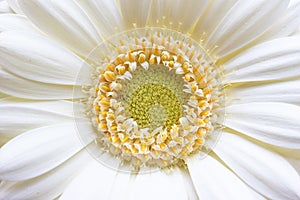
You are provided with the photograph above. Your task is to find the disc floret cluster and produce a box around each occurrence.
[87,29,223,169]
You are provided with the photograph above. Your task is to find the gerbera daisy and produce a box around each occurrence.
[0,0,300,199]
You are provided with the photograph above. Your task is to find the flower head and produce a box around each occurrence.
[0,0,300,199]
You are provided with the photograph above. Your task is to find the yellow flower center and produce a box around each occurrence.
[120,64,188,130]
[128,83,182,129]
[81,28,224,171]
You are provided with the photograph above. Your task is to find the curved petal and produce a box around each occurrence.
[18,0,103,59]
[207,0,288,57]
[186,155,262,200]
[287,158,300,176]
[6,0,23,14]
[0,14,38,33]
[127,168,191,200]
[0,149,93,200]
[0,1,13,14]
[60,159,190,200]
[147,0,169,27]
[0,31,92,85]
[0,123,94,181]
[0,70,85,100]
[119,0,152,29]
[59,160,128,200]
[290,0,300,6]
[0,100,75,140]
[259,2,300,41]
[224,102,300,149]
[214,132,300,200]
[275,148,300,175]
[75,0,124,37]
[149,0,208,32]
[224,37,300,83]
[227,79,300,105]
[192,0,237,41]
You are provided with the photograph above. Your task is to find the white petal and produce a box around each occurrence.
[207,0,288,57]
[127,168,190,200]
[214,132,300,200]
[224,102,300,149]
[259,2,300,41]
[0,70,85,100]
[227,79,300,105]
[0,149,93,200]
[0,31,92,85]
[192,0,237,40]
[6,0,23,14]
[0,14,37,33]
[0,100,75,140]
[178,169,199,200]
[60,159,126,200]
[224,37,300,83]
[0,123,94,181]
[75,0,124,37]
[18,0,103,59]
[149,0,208,32]
[290,0,300,6]
[287,158,300,176]
[275,148,300,175]
[119,0,152,29]
[167,0,208,32]
[61,158,189,200]
[147,0,169,27]
[186,155,262,200]
[0,1,13,13]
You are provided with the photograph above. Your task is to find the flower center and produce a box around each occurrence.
[128,83,181,129]
[78,28,224,172]
[120,64,188,131]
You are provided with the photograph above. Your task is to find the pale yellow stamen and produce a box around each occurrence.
[88,29,223,170]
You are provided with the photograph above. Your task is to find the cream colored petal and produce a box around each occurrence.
[273,148,300,176]
[6,0,23,14]
[18,0,103,59]
[214,132,300,200]
[0,149,93,200]
[0,100,75,144]
[75,0,124,37]
[119,0,152,29]
[0,123,94,181]
[148,0,168,27]
[224,37,300,83]
[60,159,190,200]
[0,14,38,33]
[224,102,300,149]
[149,0,208,32]
[192,0,237,41]
[0,31,92,85]
[259,2,300,41]
[126,168,191,200]
[207,0,288,58]
[187,155,263,200]
[59,160,125,200]
[0,70,85,100]
[227,78,300,105]
[0,0,13,13]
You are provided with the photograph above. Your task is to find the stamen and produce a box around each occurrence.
[85,28,224,170]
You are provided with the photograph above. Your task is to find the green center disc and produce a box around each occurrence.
[129,83,182,130]
[119,64,190,130]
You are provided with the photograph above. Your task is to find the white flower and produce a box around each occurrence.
[0,0,300,199]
